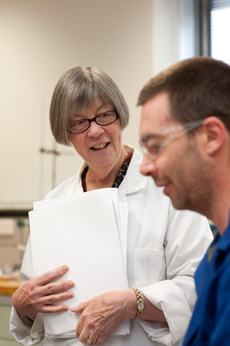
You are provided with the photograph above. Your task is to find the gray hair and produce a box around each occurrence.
[50,66,129,145]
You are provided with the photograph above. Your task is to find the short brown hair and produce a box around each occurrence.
[137,57,230,131]
[50,66,129,145]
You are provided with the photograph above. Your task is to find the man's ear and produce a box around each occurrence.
[202,116,226,155]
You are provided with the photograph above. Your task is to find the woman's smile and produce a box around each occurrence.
[90,142,110,151]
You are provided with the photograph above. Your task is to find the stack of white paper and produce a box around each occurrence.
[29,188,130,338]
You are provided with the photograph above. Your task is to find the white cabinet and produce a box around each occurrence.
[0,340,18,346]
[0,302,43,345]
[0,305,17,345]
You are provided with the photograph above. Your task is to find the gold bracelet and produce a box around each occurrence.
[132,288,145,319]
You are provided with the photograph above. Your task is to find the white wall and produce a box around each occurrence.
[0,0,180,208]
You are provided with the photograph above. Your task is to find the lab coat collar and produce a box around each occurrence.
[77,146,147,196]
[118,146,147,195]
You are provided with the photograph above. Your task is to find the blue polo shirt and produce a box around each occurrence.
[183,215,230,346]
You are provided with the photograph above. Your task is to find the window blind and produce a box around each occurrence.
[180,0,230,63]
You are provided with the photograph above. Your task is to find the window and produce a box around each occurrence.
[211,4,230,64]
[180,0,230,64]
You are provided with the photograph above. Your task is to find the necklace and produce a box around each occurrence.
[81,151,133,192]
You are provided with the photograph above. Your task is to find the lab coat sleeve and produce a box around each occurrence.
[9,236,45,345]
[140,209,213,345]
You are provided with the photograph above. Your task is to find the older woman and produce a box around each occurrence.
[10,66,212,346]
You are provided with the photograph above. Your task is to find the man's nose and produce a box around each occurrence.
[139,154,157,177]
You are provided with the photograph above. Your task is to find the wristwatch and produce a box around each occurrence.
[133,288,145,319]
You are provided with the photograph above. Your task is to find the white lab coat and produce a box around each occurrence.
[10,147,213,346]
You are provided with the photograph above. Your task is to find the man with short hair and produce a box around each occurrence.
[137,57,230,346]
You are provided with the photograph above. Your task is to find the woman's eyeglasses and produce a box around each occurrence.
[68,110,118,133]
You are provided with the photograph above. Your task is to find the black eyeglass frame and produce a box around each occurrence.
[68,110,119,134]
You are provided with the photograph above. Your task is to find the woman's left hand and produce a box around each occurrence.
[71,289,136,345]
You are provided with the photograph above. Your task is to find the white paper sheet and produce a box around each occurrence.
[29,188,130,338]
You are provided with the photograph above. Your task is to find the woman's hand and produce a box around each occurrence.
[12,265,75,321]
[71,289,136,345]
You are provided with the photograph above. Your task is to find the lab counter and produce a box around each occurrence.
[0,277,20,296]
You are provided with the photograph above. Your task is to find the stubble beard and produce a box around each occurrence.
[170,140,211,214]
